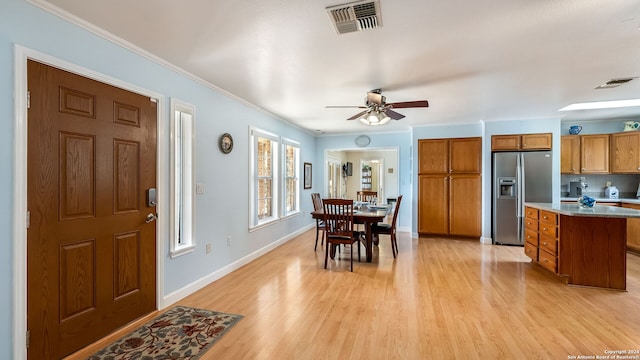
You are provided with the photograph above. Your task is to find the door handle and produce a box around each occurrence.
[145,213,158,223]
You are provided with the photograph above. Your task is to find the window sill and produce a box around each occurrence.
[281,211,301,221]
[249,217,279,232]
[169,244,196,259]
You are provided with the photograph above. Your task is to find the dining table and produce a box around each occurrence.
[311,202,391,262]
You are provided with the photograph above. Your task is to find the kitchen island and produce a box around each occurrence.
[524,202,640,290]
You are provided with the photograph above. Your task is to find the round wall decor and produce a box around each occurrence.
[219,133,233,154]
[355,135,371,147]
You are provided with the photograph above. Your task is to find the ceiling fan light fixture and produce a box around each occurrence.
[359,110,390,126]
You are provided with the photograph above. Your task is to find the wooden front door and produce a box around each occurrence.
[27,60,157,359]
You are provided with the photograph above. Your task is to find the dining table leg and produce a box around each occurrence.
[365,222,373,262]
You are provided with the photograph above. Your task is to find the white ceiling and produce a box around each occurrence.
[37,0,640,134]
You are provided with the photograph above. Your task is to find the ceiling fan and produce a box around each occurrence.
[326,89,429,126]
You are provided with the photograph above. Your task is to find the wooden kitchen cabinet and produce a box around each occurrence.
[522,133,552,150]
[418,137,482,237]
[418,174,448,234]
[580,134,609,173]
[611,132,640,173]
[491,133,552,151]
[524,207,539,261]
[524,206,559,273]
[450,137,482,173]
[491,135,521,151]
[560,135,580,174]
[622,203,640,255]
[449,174,481,236]
[418,139,448,174]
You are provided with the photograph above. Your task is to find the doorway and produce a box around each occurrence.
[324,148,398,202]
[26,60,158,358]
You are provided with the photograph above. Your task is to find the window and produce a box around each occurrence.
[250,128,279,229]
[170,99,195,257]
[282,139,300,217]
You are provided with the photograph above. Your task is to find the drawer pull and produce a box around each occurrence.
[543,242,547,246]
[543,227,547,231]
[543,216,548,220]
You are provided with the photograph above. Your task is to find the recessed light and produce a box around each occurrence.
[558,99,640,111]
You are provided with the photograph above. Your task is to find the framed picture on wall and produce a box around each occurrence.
[304,162,312,189]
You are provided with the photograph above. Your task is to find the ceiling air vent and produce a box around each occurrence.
[326,0,382,35]
[595,77,637,89]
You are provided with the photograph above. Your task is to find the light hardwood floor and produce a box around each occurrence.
[69,230,640,359]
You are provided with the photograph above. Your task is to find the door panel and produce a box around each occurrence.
[450,174,481,237]
[418,174,449,234]
[27,60,157,359]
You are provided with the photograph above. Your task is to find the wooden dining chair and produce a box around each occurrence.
[322,199,362,272]
[371,195,403,258]
[311,193,325,251]
[356,190,378,202]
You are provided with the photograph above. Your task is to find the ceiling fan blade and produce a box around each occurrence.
[325,105,367,108]
[387,100,429,108]
[347,110,368,120]
[384,109,405,120]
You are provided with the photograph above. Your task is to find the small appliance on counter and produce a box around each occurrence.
[569,181,583,197]
[604,185,619,199]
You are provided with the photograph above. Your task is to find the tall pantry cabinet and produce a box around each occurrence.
[418,137,482,237]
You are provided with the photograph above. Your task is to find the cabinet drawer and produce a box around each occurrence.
[524,241,538,261]
[539,234,557,256]
[524,207,539,220]
[539,210,558,226]
[524,228,538,246]
[524,218,538,231]
[538,248,557,273]
[539,224,557,239]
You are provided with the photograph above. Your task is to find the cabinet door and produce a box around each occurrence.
[491,135,521,151]
[522,133,552,150]
[418,174,449,234]
[450,137,482,174]
[560,136,580,174]
[611,132,640,173]
[622,203,640,254]
[449,174,481,237]
[580,134,609,173]
[418,139,448,174]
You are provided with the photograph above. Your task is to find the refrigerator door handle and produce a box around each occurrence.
[516,154,522,217]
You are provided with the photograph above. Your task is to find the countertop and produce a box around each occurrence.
[560,197,640,205]
[525,202,640,218]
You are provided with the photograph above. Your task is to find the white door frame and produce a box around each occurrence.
[12,45,167,359]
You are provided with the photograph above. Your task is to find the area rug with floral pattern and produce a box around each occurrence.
[88,305,244,359]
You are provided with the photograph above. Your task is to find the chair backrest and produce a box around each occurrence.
[357,190,377,202]
[311,193,323,211]
[322,199,354,238]
[389,195,403,230]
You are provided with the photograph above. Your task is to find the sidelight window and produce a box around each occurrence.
[170,99,195,257]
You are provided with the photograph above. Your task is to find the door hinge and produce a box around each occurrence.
[26,210,30,229]
[27,90,30,109]
[26,329,30,349]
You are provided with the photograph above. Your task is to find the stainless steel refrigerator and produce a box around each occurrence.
[492,151,552,245]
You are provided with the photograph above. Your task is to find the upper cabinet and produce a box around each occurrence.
[521,133,553,150]
[560,136,580,174]
[580,134,609,174]
[491,133,552,151]
[418,139,448,174]
[450,137,482,173]
[611,132,640,174]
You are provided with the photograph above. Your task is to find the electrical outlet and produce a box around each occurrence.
[227,236,232,247]
[205,243,211,254]
[196,183,205,194]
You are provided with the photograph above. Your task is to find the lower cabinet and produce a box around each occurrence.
[418,174,481,237]
[524,206,559,273]
[622,203,640,254]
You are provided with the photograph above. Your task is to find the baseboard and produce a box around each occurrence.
[480,237,493,245]
[162,224,314,307]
